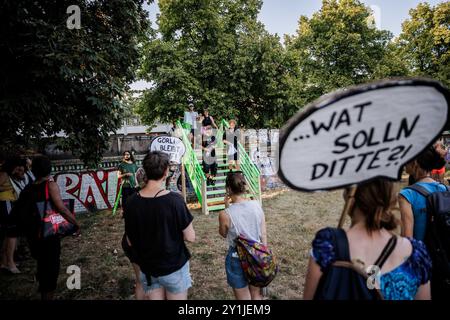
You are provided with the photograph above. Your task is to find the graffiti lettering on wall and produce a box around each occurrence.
[54,169,120,214]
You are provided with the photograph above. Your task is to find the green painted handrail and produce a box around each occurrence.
[220,120,261,202]
[176,120,206,204]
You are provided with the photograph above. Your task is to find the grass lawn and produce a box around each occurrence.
[0,188,346,300]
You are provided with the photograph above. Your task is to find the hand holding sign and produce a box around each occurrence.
[278,78,450,192]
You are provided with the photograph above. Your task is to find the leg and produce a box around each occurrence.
[37,238,61,300]
[6,237,19,272]
[147,287,166,300]
[132,263,145,300]
[233,287,252,300]
[1,237,7,267]
[228,160,234,171]
[166,290,188,300]
[249,285,262,300]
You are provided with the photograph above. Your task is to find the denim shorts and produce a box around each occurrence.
[140,261,192,294]
[225,247,248,289]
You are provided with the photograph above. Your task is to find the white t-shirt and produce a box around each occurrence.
[184,111,198,129]
[226,200,264,247]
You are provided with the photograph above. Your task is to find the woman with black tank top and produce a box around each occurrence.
[201,109,217,131]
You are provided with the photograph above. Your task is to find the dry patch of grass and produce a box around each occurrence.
[0,188,345,300]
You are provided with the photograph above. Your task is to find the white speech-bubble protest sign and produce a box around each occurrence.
[278,79,450,192]
[149,135,186,164]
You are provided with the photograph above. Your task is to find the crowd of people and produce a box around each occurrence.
[183,104,242,185]
[0,155,80,300]
[1,119,449,300]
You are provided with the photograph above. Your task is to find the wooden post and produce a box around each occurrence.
[201,178,208,215]
[338,185,357,228]
[181,162,187,203]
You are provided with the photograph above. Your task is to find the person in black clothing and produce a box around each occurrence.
[0,156,27,274]
[202,125,218,186]
[201,108,218,130]
[14,156,80,300]
[124,151,195,300]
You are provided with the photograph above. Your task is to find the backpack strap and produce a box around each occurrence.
[373,235,397,269]
[331,228,351,261]
[404,184,431,198]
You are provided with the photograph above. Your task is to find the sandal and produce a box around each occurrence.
[8,267,21,274]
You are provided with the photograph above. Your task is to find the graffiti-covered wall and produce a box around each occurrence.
[54,169,120,214]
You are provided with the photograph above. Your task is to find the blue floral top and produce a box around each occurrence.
[311,228,432,300]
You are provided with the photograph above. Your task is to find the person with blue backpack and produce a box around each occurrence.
[399,145,446,240]
[399,145,450,300]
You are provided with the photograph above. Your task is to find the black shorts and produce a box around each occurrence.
[190,128,195,136]
[202,162,217,176]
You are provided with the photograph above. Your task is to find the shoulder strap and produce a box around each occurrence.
[153,189,166,198]
[373,235,397,269]
[439,183,450,192]
[227,208,240,236]
[331,228,351,261]
[404,184,431,198]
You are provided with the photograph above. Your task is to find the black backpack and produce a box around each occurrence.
[405,184,450,300]
[314,228,397,300]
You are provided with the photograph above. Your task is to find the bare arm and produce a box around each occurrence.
[210,116,218,129]
[117,170,131,180]
[183,222,196,242]
[303,256,323,300]
[398,195,414,238]
[48,181,80,230]
[415,282,431,300]
[218,210,230,238]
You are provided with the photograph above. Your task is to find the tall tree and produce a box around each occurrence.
[397,2,450,87]
[285,0,395,105]
[0,0,150,166]
[138,0,293,128]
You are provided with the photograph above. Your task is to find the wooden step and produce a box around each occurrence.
[217,169,240,174]
[206,189,226,196]
[207,182,225,189]
[208,204,225,211]
[206,194,254,203]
